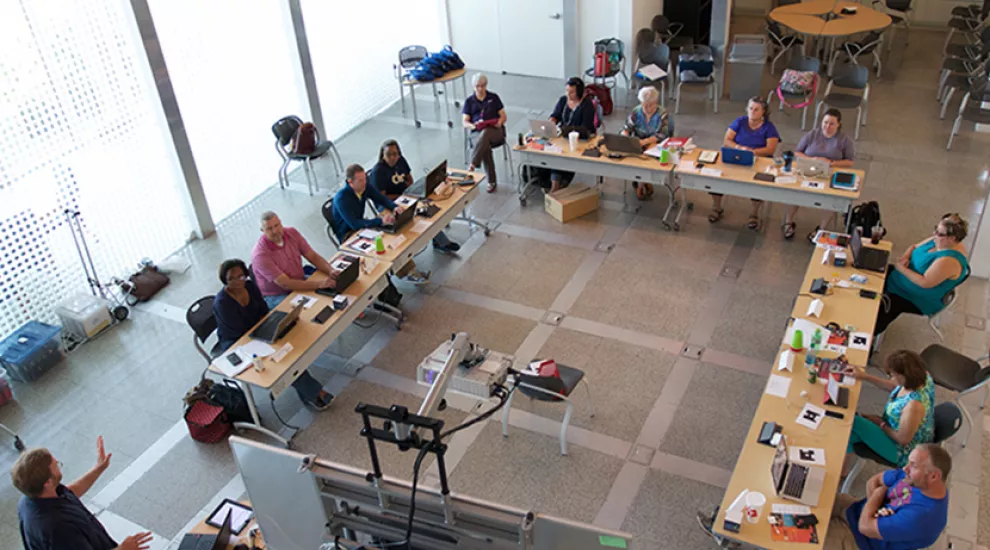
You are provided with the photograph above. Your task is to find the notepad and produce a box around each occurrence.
[765,374,792,398]
[636,63,668,80]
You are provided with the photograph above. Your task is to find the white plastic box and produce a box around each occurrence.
[55,294,112,340]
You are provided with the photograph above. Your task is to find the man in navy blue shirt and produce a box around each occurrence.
[15,436,154,550]
[462,73,507,193]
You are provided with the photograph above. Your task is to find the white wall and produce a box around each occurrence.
[579,0,622,76]
[733,0,972,27]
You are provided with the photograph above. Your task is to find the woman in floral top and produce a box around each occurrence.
[843,349,935,472]
[621,86,671,200]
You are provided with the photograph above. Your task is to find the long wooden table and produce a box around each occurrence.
[208,252,392,446]
[712,240,893,549]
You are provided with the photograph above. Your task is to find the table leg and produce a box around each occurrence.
[232,380,291,447]
[442,81,454,128]
[661,171,678,231]
[455,210,494,236]
[411,84,421,129]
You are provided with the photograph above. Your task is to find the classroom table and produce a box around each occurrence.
[208,253,392,446]
[712,239,894,549]
[674,149,865,232]
[187,500,265,549]
[770,0,892,37]
[340,169,491,266]
[403,68,468,129]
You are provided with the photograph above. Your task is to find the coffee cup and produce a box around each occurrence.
[745,492,766,523]
[568,131,579,152]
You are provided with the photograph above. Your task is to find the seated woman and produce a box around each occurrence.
[369,139,460,254]
[462,73,507,193]
[708,97,780,229]
[875,213,969,335]
[547,76,597,192]
[778,108,856,240]
[843,350,935,472]
[213,259,333,410]
[621,86,671,200]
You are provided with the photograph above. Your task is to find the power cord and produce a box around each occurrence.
[269,393,300,432]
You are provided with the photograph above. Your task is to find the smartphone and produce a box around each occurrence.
[859,289,877,299]
[313,305,333,324]
[226,353,242,366]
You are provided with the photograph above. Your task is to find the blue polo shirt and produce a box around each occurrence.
[370,157,412,196]
[844,469,948,550]
[20,485,117,550]
[462,92,504,124]
[728,115,780,150]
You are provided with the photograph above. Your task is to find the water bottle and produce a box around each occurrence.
[374,234,385,255]
[252,354,264,373]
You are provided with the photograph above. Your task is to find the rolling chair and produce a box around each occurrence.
[501,363,595,456]
[840,402,963,494]
[813,63,870,139]
[271,115,343,196]
[920,344,990,448]
[769,56,820,130]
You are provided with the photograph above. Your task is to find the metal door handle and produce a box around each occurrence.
[549,13,561,19]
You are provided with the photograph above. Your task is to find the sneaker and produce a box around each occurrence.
[403,270,431,285]
[307,390,334,411]
[437,241,461,254]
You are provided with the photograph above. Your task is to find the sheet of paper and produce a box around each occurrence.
[388,234,407,249]
[331,258,353,271]
[271,342,293,362]
[824,343,848,354]
[290,294,317,309]
[801,179,825,190]
[409,220,431,234]
[778,349,795,372]
[643,145,665,158]
[238,340,275,358]
[848,332,872,351]
[765,374,792,398]
[545,144,562,153]
[786,319,830,349]
[637,63,668,80]
[806,299,823,318]
[772,503,812,515]
[700,168,722,177]
[678,160,698,171]
[789,447,826,467]
[796,403,826,430]
[775,175,797,185]
[361,257,379,274]
[395,196,417,208]
[357,229,382,240]
[213,349,251,377]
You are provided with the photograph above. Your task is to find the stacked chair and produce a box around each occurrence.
[939,8,990,149]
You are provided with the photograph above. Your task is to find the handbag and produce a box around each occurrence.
[122,265,169,305]
[779,69,816,95]
[184,400,231,443]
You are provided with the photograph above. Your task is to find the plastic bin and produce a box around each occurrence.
[0,367,13,407]
[728,35,767,102]
[0,321,63,383]
[56,294,112,340]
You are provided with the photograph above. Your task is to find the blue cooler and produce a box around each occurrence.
[0,321,63,383]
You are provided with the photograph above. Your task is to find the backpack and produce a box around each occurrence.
[847,201,886,237]
[593,38,624,77]
[434,46,465,71]
[585,84,613,116]
[779,69,816,95]
[583,93,604,131]
[291,122,318,155]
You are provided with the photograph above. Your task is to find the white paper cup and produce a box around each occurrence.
[745,492,766,523]
[568,131,579,152]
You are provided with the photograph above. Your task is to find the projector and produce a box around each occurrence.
[416,338,512,400]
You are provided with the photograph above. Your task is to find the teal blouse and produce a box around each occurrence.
[886,240,968,315]
[883,375,935,466]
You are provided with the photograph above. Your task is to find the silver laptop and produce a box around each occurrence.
[795,156,830,179]
[770,437,825,506]
[530,119,558,139]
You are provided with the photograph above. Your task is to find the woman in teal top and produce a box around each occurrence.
[621,86,671,200]
[843,350,935,472]
[874,213,969,335]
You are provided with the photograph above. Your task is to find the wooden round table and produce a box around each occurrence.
[770,0,891,37]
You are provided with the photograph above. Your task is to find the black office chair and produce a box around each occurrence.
[872,0,913,51]
[186,296,224,377]
[321,198,342,249]
[501,363,595,455]
[920,344,990,447]
[840,402,963,493]
[830,31,884,78]
[271,115,343,196]
[767,19,805,75]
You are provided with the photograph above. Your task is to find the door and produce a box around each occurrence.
[497,0,565,78]
[448,0,504,73]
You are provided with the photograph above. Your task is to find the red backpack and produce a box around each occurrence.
[585,84,613,116]
[291,122,318,155]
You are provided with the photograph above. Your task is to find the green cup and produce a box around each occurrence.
[791,329,804,351]
[659,148,671,164]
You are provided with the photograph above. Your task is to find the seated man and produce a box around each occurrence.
[825,443,950,550]
[250,211,337,309]
[332,163,429,283]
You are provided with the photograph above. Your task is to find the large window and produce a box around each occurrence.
[302,0,446,140]
[0,0,196,334]
[148,0,312,221]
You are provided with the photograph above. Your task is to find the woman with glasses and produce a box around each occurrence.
[874,214,970,335]
[213,259,332,410]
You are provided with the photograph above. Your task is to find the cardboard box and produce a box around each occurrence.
[544,184,599,223]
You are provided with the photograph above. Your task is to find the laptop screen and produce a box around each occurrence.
[211,511,232,550]
[424,160,447,198]
[770,438,789,494]
[849,229,862,261]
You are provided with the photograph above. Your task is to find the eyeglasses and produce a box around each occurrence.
[933,227,951,237]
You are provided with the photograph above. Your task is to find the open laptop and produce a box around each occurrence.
[796,156,830,179]
[381,201,417,234]
[332,256,360,293]
[250,302,304,344]
[770,437,825,507]
[721,147,755,166]
[530,119,558,139]
[178,510,231,550]
[406,160,446,199]
[603,133,644,156]
[850,229,889,272]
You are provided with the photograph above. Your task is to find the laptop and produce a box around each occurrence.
[530,119,558,139]
[381,201,417,234]
[795,156,830,179]
[603,133,644,156]
[770,437,825,507]
[850,229,889,272]
[178,510,231,550]
[406,160,446,199]
[332,256,360,293]
[250,302,304,344]
[721,147,755,166]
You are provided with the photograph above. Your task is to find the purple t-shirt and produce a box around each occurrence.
[728,115,781,150]
[795,129,855,161]
[250,227,314,296]
[462,92,504,124]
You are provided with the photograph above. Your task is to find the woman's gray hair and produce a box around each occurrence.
[472,72,488,87]
[638,86,660,105]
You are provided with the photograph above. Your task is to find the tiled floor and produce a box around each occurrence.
[1,16,989,550]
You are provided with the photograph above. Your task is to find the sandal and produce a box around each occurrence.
[783,222,796,239]
[644,183,655,197]
[707,208,724,223]
[807,225,821,245]
[747,216,760,230]
[486,182,497,193]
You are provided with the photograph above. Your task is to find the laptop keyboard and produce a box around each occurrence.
[784,466,808,498]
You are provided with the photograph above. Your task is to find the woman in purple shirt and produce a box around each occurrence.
[462,73,507,193]
[784,108,856,242]
[709,97,781,230]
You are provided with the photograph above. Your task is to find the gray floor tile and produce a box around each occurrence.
[708,283,795,362]
[621,470,727,550]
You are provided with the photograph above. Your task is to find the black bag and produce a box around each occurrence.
[847,201,886,237]
[377,277,403,308]
[207,379,253,424]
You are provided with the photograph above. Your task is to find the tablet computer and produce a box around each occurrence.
[830,172,857,190]
[206,498,254,535]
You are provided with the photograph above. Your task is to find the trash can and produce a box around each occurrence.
[727,35,767,102]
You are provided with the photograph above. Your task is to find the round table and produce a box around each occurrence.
[770,0,891,37]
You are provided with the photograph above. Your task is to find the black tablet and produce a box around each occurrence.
[206,498,254,535]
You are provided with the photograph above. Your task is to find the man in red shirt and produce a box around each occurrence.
[250,211,336,308]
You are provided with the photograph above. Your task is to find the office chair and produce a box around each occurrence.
[321,198,342,249]
[946,84,990,149]
[920,344,990,448]
[395,45,439,114]
[186,296,224,372]
[813,63,870,139]
[462,127,515,182]
[767,19,805,75]
[271,115,343,196]
[651,14,687,48]
[769,56,820,130]
[840,402,963,494]
[501,363,595,456]
[872,0,913,51]
[829,31,884,78]
[632,30,672,105]
[938,56,990,119]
